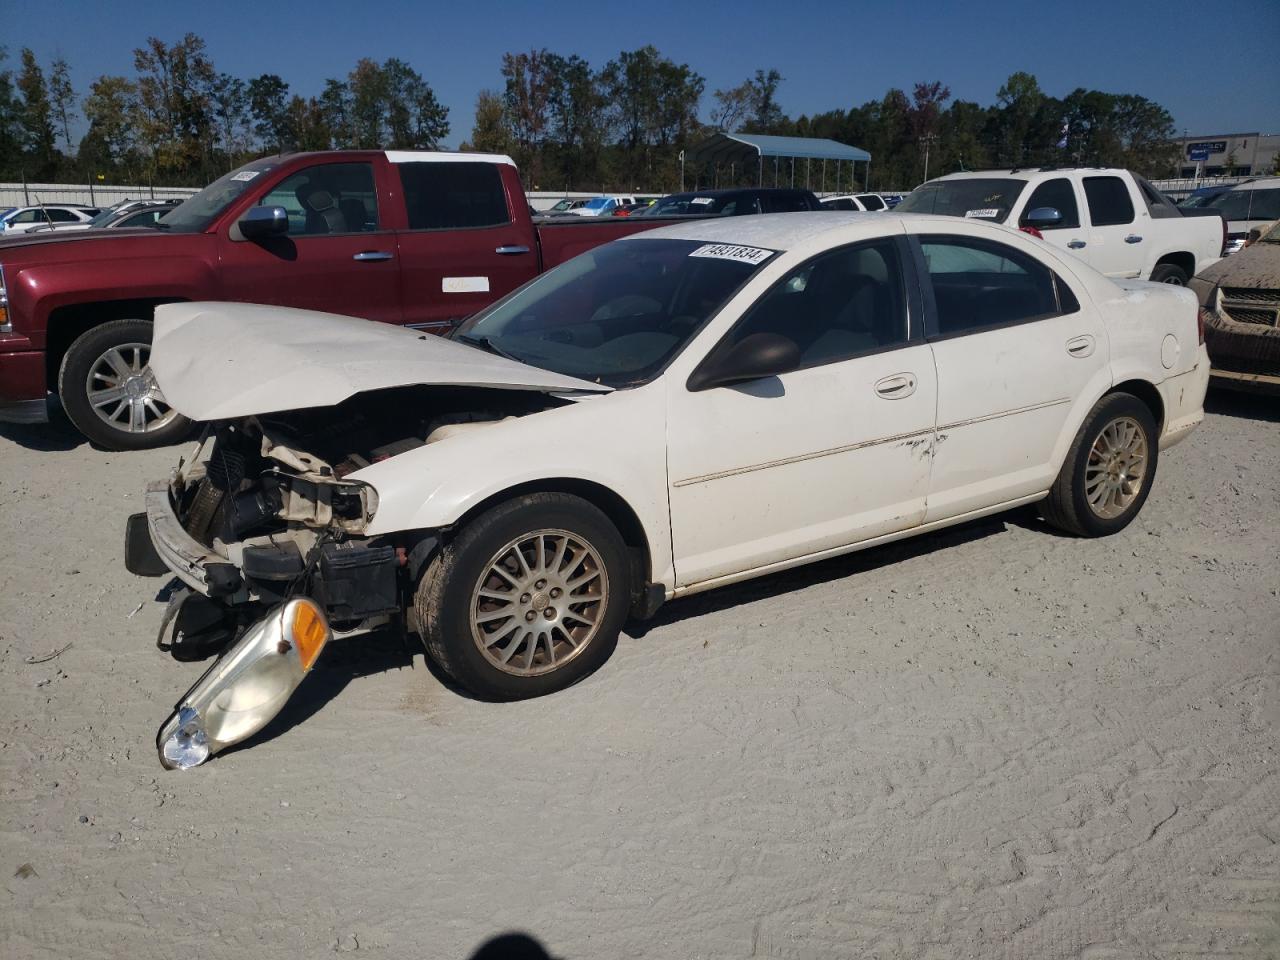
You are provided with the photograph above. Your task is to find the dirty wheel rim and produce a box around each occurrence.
[1160,274,1185,285]
[85,342,177,434]
[469,529,609,677]
[1085,416,1148,519]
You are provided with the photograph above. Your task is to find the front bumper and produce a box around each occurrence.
[143,480,244,598]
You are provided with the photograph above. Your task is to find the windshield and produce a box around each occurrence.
[88,205,127,227]
[454,238,776,387]
[157,157,281,232]
[1205,187,1280,223]
[897,178,1026,221]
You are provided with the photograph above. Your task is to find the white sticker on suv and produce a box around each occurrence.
[689,243,774,265]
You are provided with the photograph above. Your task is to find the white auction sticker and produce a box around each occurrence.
[230,170,261,182]
[964,208,999,218]
[690,197,715,206]
[442,276,491,293]
[689,243,774,265]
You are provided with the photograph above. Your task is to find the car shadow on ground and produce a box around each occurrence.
[1205,386,1280,423]
[0,397,86,451]
[627,508,1024,636]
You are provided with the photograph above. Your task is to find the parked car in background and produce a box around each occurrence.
[1199,178,1280,255]
[898,168,1224,284]
[131,212,1208,767]
[1178,182,1245,210]
[638,188,822,217]
[23,199,184,234]
[545,198,588,214]
[567,196,637,217]
[0,204,99,233]
[612,200,658,217]
[1189,217,1280,393]
[0,150,685,449]
[820,194,889,212]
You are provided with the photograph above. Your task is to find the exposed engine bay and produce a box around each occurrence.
[157,385,570,647]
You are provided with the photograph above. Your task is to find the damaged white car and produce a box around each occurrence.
[128,214,1210,768]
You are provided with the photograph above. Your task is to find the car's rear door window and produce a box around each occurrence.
[918,235,1074,337]
[1021,178,1080,229]
[399,161,511,230]
[1083,176,1135,226]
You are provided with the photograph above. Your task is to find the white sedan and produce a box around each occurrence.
[133,213,1209,766]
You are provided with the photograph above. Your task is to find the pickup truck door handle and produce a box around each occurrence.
[1067,240,1087,249]
[874,373,917,399]
[495,245,531,255]
[1066,335,1095,358]
[352,251,394,261]
[1124,234,1143,244]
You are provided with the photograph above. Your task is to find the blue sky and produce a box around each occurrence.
[5,0,1278,147]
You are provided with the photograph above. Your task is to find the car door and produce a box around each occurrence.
[915,232,1110,522]
[394,159,541,334]
[1081,174,1146,278]
[666,236,937,587]
[1017,176,1090,263]
[216,159,402,324]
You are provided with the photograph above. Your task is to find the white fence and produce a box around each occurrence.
[0,181,201,209]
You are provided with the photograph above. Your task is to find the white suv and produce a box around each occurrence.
[899,168,1223,284]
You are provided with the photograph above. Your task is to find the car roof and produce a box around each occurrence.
[1227,177,1280,191]
[925,168,1131,183]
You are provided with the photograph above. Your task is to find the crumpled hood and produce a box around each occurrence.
[149,302,611,421]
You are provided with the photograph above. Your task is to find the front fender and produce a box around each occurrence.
[349,386,675,588]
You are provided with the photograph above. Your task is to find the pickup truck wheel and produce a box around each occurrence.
[1040,392,1159,537]
[414,493,629,701]
[1149,263,1188,285]
[58,319,192,450]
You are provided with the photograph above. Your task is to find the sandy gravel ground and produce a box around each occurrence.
[1,392,1277,959]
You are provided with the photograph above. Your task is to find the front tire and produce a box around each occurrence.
[58,319,192,450]
[1040,392,1159,537]
[414,493,631,701]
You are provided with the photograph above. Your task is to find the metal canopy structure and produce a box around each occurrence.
[687,133,872,193]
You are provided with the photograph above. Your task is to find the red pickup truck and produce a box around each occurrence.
[0,150,673,449]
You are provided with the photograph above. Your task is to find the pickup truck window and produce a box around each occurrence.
[399,162,510,230]
[159,157,281,232]
[1021,178,1080,229]
[259,162,379,235]
[455,238,773,387]
[1083,176,1135,227]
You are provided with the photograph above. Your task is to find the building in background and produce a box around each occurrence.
[1175,133,1280,178]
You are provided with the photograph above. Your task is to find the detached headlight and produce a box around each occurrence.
[157,597,331,769]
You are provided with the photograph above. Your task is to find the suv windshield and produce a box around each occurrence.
[1205,187,1280,222]
[454,238,776,387]
[157,158,281,232]
[897,178,1026,222]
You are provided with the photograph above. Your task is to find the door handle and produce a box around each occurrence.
[353,251,394,261]
[1067,240,1086,249]
[1124,234,1143,244]
[874,373,917,399]
[495,245,531,255]
[1066,335,1095,358]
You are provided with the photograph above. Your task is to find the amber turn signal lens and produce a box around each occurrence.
[289,600,329,672]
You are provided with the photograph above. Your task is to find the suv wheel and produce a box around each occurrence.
[58,319,192,450]
[1149,263,1188,285]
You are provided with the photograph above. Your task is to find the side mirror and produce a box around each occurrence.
[688,332,801,392]
[238,205,290,240]
[1022,206,1063,229]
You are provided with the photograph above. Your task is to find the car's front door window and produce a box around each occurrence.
[258,162,380,236]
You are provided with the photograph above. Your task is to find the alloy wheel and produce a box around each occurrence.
[84,342,177,434]
[1085,416,1149,519]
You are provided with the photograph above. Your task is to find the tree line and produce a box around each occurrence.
[1,35,1182,192]
[0,36,449,186]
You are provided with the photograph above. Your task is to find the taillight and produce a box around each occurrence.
[1019,225,1043,239]
[1196,305,1208,345]
[1220,216,1228,257]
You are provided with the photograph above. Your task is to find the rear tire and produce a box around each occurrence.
[1149,263,1188,285]
[58,319,193,450]
[414,493,630,701]
[1040,392,1159,537]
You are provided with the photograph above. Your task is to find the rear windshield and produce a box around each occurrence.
[646,193,741,216]
[1205,187,1280,222]
[897,178,1026,222]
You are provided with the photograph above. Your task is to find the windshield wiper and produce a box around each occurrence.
[455,333,526,365]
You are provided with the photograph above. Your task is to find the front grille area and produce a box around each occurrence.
[1222,288,1280,305]
[1225,307,1279,327]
